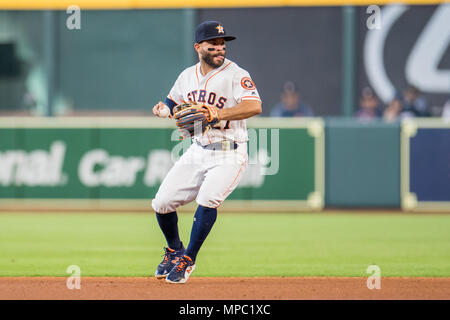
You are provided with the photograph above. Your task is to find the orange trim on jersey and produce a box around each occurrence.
[241,96,261,100]
[195,65,200,86]
[206,131,212,144]
[204,61,232,90]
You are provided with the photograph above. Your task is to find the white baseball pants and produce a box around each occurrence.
[151,141,248,213]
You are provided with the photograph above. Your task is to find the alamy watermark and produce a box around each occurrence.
[366,265,381,289]
[66,5,81,30]
[170,126,280,176]
[66,265,81,289]
[366,5,381,30]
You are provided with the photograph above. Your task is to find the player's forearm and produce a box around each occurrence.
[219,100,262,120]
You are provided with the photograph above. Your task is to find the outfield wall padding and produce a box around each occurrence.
[0,117,324,211]
[1,117,449,212]
[325,119,401,207]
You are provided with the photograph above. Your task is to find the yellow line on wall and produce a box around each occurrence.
[0,0,446,10]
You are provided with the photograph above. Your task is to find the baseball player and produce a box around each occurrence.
[152,21,262,284]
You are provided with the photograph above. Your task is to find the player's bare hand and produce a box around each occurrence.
[153,102,171,118]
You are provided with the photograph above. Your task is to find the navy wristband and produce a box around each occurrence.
[164,97,177,115]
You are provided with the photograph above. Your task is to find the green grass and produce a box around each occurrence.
[0,213,449,277]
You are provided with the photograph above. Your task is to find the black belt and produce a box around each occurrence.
[196,140,238,151]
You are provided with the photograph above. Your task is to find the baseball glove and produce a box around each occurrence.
[173,102,220,138]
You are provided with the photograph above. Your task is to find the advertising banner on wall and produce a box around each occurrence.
[0,118,324,211]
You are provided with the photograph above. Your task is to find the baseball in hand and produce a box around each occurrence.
[158,106,170,118]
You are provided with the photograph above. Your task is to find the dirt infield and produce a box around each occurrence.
[0,277,449,300]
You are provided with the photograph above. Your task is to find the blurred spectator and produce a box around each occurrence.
[383,91,403,122]
[354,86,383,120]
[401,85,430,117]
[383,97,402,122]
[270,81,314,117]
[383,85,431,122]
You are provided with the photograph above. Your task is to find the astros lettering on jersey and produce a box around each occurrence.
[166,58,261,145]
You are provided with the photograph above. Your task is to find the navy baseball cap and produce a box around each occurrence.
[195,21,236,43]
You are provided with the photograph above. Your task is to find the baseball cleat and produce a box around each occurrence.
[165,255,196,284]
[154,245,185,279]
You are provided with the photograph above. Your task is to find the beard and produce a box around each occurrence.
[201,50,226,69]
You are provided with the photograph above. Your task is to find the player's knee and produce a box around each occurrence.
[196,195,222,209]
[151,195,178,214]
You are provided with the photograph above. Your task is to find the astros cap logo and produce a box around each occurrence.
[216,24,225,34]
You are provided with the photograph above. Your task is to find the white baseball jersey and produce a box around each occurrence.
[152,58,259,213]
[167,58,261,145]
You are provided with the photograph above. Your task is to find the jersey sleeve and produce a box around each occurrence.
[232,69,262,104]
[167,73,184,106]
